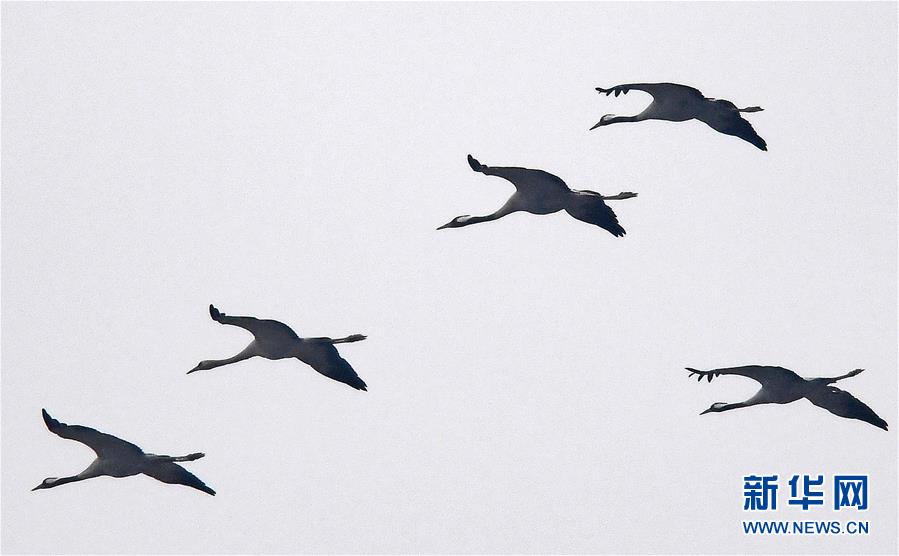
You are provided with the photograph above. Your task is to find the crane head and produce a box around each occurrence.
[187,360,214,374]
[589,114,617,130]
[700,402,729,415]
[32,477,59,491]
[437,215,472,230]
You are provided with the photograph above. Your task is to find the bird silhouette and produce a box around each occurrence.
[33,409,215,495]
[437,155,637,236]
[686,366,888,430]
[592,83,767,150]
[189,305,368,391]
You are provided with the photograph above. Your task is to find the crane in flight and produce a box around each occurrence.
[438,155,637,236]
[686,366,888,430]
[33,409,215,495]
[591,82,767,150]
[189,305,368,391]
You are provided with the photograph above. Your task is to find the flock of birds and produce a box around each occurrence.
[34,83,888,497]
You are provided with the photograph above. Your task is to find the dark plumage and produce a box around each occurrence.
[33,409,215,495]
[189,305,368,391]
[687,366,888,430]
[437,155,637,236]
[592,82,767,150]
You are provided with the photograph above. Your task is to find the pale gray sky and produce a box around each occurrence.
[2,2,896,554]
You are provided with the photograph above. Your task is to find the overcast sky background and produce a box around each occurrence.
[2,2,896,554]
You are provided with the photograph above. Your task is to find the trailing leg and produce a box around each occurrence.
[307,334,367,344]
[823,368,864,384]
[602,192,638,201]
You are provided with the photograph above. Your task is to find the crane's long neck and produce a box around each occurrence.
[47,475,89,488]
[457,203,518,227]
[717,401,752,412]
[207,353,252,369]
[606,115,644,124]
[189,344,259,373]
[41,466,103,489]
[703,400,762,414]
[590,114,645,130]
[459,213,505,226]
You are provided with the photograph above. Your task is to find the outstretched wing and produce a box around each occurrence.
[687,366,801,387]
[42,409,144,459]
[564,190,626,236]
[468,155,569,195]
[700,108,767,151]
[209,304,300,343]
[143,462,216,495]
[596,82,705,100]
[296,342,368,391]
[805,386,889,431]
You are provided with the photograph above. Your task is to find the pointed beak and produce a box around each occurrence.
[699,408,713,415]
[31,485,42,491]
[589,121,603,131]
[436,223,451,230]
[187,366,200,374]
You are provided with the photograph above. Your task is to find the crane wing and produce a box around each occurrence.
[687,366,801,387]
[805,386,888,431]
[209,305,300,343]
[596,82,705,100]
[468,155,569,195]
[564,190,626,236]
[143,462,216,495]
[42,409,144,459]
[699,109,767,151]
[297,342,368,391]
